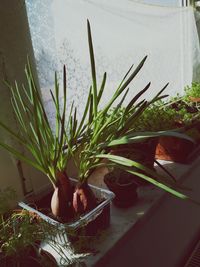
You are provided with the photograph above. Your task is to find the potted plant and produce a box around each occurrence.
[0,188,58,267]
[0,211,59,267]
[102,95,194,193]
[65,22,196,212]
[0,188,78,266]
[0,57,75,220]
[104,166,138,208]
[104,168,138,208]
[102,102,184,201]
[184,82,200,102]
[154,93,200,163]
[0,21,194,237]
[104,145,157,193]
[104,103,172,186]
[103,105,161,171]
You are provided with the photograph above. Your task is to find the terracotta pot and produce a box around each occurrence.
[104,171,138,208]
[72,181,97,214]
[155,124,200,163]
[155,136,195,163]
[51,171,73,219]
[189,96,200,103]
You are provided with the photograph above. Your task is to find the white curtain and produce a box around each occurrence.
[26,0,200,117]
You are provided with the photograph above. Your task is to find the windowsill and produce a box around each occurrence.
[41,159,191,266]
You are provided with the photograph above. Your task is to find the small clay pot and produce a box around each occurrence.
[188,96,200,103]
[155,122,200,163]
[155,136,195,163]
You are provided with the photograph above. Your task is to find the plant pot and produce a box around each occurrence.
[188,96,200,103]
[110,137,158,186]
[104,170,138,208]
[18,179,114,251]
[155,137,193,163]
[155,125,200,163]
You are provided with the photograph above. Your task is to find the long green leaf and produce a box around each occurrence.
[25,67,50,171]
[88,93,94,125]
[87,20,98,119]
[76,86,92,137]
[99,57,147,119]
[117,101,148,136]
[95,154,187,191]
[117,56,147,96]
[11,97,27,134]
[125,82,151,113]
[0,141,45,173]
[53,67,68,170]
[124,168,188,199]
[106,130,195,147]
[97,72,107,104]
[26,59,53,142]
[148,83,169,105]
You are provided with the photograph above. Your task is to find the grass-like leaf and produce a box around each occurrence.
[106,130,195,147]
[87,20,98,119]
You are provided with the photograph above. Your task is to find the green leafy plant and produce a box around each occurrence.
[65,20,195,211]
[159,92,200,127]
[1,63,70,186]
[149,90,200,164]
[0,20,196,221]
[1,207,86,267]
[0,61,75,219]
[0,189,80,266]
[184,82,200,99]
[133,102,178,131]
[0,188,60,267]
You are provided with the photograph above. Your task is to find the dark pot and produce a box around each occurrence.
[104,170,138,208]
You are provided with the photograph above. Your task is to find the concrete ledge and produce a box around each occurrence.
[42,159,192,266]
[95,157,200,267]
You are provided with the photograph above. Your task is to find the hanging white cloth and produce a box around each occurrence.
[27,0,200,114]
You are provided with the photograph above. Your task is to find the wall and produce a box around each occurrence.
[0,0,50,199]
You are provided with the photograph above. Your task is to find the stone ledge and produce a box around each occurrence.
[42,159,190,266]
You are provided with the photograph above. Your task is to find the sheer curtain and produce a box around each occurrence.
[26,0,200,118]
[129,0,182,6]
